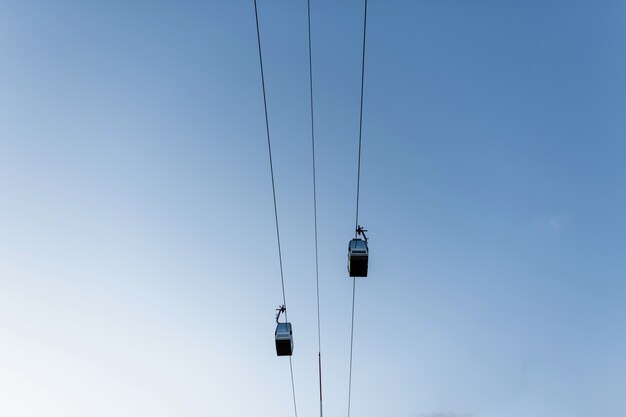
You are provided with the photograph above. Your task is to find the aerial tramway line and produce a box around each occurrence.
[253,1,370,417]
[347,2,370,417]
[253,0,299,416]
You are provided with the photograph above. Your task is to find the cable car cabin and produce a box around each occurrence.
[348,238,368,277]
[275,322,293,356]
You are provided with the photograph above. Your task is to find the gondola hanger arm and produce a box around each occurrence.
[356,225,368,242]
[276,304,286,323]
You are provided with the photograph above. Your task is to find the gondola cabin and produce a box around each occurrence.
[275,322,293,356]
[348,238,368,277]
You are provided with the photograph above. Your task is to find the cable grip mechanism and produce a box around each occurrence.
[275,304,286,323]
[356,225,368,242]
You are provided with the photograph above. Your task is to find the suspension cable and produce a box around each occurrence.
[289,358,298,417]
[306,1,324,417]
[348,1,368,417]
[354,0,368,237]
[347,278,357,417]
[253,1,297,416]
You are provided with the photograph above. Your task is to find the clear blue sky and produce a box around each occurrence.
[1,1,625,416]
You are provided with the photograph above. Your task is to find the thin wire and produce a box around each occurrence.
[253,2,297,416]
[289,358,299,417]
[347,278,357,417]
[348,2,368,416]
[307,0,323,416]
[253,0,287,312]
[354,0,368,237]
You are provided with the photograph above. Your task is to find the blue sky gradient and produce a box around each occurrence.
[1,1,625,416]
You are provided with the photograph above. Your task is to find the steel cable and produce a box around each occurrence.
[253,1,298,416]
[348,1,368,417]
[307,1,324,417]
